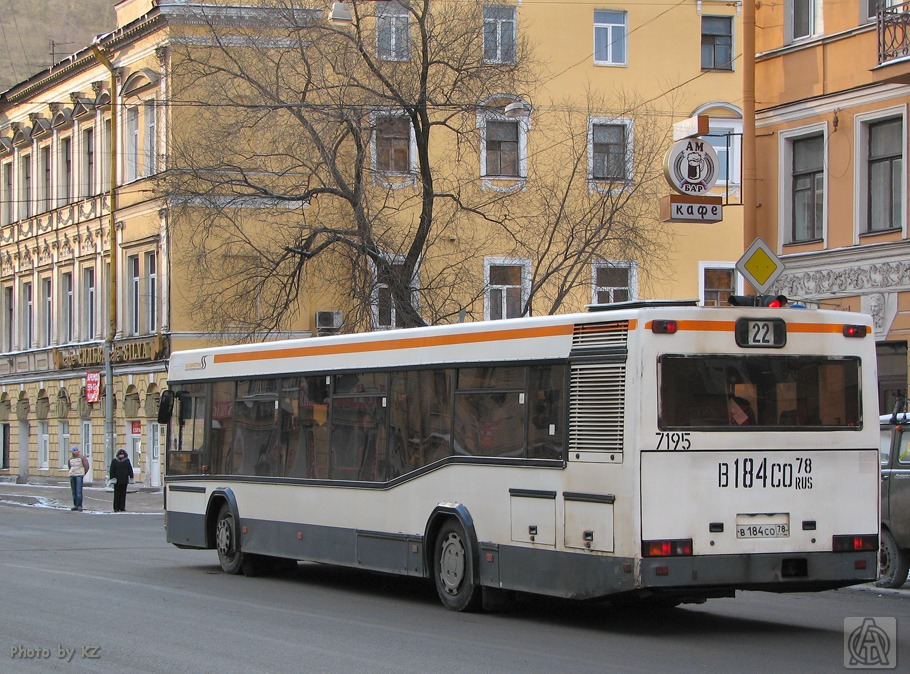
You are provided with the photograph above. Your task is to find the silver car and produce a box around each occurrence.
[879,411,910,587]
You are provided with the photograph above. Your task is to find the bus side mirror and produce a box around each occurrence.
[157,390,175,424]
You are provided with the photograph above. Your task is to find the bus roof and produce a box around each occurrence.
[165,304,873,384]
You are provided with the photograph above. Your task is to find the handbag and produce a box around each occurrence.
[128,477,135,484]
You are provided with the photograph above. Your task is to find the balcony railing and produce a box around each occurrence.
[879,1,910,64]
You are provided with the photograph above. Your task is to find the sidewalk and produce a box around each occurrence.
[0,481,163,514]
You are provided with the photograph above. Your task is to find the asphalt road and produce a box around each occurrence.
[0,486,908,674]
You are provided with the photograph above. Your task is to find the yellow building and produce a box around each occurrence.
[0,0,746,485]
[755,0,910,410]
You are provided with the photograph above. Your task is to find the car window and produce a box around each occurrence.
[898,429,910,465]
[881,426,893,466]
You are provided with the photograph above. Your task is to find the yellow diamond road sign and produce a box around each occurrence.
[736,238,784,293]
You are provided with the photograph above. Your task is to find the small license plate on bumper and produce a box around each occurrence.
[736,513,790,539]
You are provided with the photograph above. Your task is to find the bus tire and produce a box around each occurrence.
[433,519,482,612]
[876,528,909,588]
[215,503,244,575]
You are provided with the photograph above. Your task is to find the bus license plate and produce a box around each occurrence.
[736,514,790,539]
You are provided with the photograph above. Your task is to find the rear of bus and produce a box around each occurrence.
[636,305,878,600]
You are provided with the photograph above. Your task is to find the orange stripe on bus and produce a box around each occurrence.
[213,323,575,364]
[643,320,866,334]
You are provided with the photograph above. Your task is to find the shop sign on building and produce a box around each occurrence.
[86,372,101,403]
[53,336,169,370]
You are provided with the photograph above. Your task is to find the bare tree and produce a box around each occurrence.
[162,1,671,336]
[504,90,673,316]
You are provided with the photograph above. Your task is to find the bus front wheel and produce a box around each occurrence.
[215,504,244,575]
[433,520,482,612]
[876,528,909,588]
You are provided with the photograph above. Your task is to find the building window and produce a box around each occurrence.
[375,116,411,174]
[61,272,73,343]
[20,153,32,219]
[128,254,140,335]
[485,258,530,320]
[593,261,635,304]
[145,251,158,332]
[58,420,70,469]
[867,118,902,233]
[41,277,52,346]
[102,118,111,190]
[22,281,33,348]
[377,2,410,61]
[2,285,13,351]
[866,0,885,21]
[791,0,816,40]
[590,120,631,181]
[2,162,12,225]
[702,16,733,70]
[791,135,825,242]
[701,265,737,306]
[83,127,95,197]
[102,261,111,335]
[594,10,626,66]
[38,421,49,470]
[704,119,742,186]
[59,136,72,205]
[144,100,157,176]
[1,423,9,470]
[373,259,417,330]
[83,267,96,339]
[126,106,139,182]
[485,120,520,177]
[39,146,51,212]
[81,420,92,460]
[483,5,516,64]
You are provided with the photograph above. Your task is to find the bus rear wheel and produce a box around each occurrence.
[876,528,909,588]
[433,520,482,612]
[215,504,244,575]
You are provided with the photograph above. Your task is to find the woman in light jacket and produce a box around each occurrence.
[109,449,134,512]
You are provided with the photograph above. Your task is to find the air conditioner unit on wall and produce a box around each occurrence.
[316,310,343,333]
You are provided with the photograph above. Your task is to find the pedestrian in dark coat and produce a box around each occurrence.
[109,449,134,512]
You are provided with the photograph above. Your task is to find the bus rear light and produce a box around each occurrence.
[655,566,670,576]
[832,534,877,552]
[651,320,678,335]
[642,538,693,557]
[842,324,868,338]
[855,560,867,570]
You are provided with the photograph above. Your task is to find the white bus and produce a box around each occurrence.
[158,299,880,610]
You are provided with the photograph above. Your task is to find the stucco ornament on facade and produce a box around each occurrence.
[772,259,909,339]
[773,260,910,298]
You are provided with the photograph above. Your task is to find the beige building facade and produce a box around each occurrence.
[755,0,910,411]
[0,0,746,484]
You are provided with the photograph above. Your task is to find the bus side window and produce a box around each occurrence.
[528,365,566,459]
[167,384,207,475]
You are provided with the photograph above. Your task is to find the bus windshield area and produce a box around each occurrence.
[659,355,861,430]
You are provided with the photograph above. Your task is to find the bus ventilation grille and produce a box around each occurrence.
[572,321,629,350]
[569,362,626,453]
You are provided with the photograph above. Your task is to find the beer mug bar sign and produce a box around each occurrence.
[663,138,720,195]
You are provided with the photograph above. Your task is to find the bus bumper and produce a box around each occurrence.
[638,550,877,592]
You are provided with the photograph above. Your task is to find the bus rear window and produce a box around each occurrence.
[659,355,861,430]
